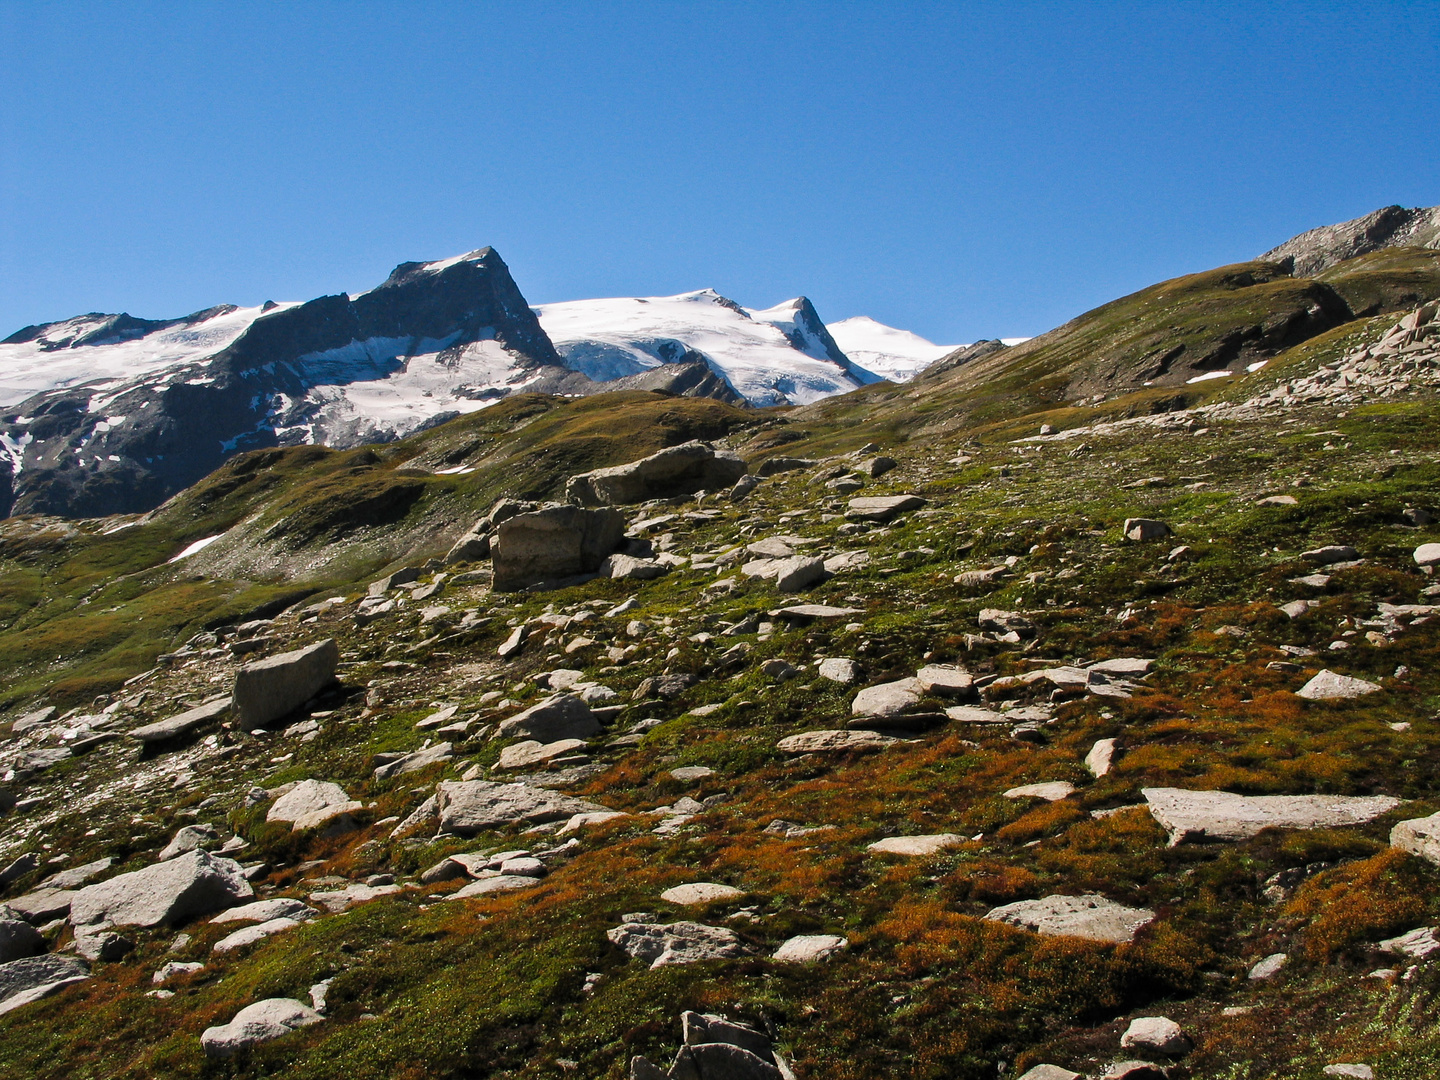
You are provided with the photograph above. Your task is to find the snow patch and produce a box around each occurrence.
[825,316,958,383]
[1186,370,1235,384]
[167,534,224,562]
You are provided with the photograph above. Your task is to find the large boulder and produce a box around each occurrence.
[201,998,323,1058]
[490,505,626,591]
[0,955,88,1013]
[0,905,45,963]
[606,921,750,968]
[232,639,339,726]
[69,849,253,928]
[1143,787,1401,845]
[852,678,921,717]
[845,495,927,523]
[435,780,607,834]
[266,779,361,831]
[566,441,747,506]
[496,694,601,742]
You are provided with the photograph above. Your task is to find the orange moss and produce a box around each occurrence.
[995,801,1086,845]
[1283,849,1428,961]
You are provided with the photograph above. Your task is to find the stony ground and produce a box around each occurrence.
[0,306,1439,1080]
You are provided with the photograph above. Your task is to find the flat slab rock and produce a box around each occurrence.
[1004,782,1076,802]
[868,834,965,857]
[436,780,607,834]
[1390,810,1440,865]
[447,875,541,899]
[660,883,745,905]
[851,678,920,717]
[845,495,927,522]
[1296,669,1383,700]
[495,693,600,743]
[607,921,750,968]
[70,849,253,928]
[985,893,1155,943]
[211,897,318,925]
[776,729,899,753]
[201,998,323,1058]
[309,882,401,913]
[267,779,360,831]
[1143,787,1402,845]
[0,954,89,1010]
[129,696,231,743]
[772,933,848,963]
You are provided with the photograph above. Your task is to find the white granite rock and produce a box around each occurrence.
[984,894,1154,943]
[1144,787,1401,845]
[201,998,323,1057]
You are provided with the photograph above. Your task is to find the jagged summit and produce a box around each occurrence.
[1261,203,1440,276]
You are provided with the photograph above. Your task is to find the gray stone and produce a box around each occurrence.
[1121,1016,1191,1056]
[447,875,540,898]
[747,537,795,559]
[39,857,113,890]
[1015,1068,1081,1080]
[0,954,88,1012]
[984,893,1155,942]
[158,824,219,861]
[1123,518,1171,541]
[817,658,857,684]
[69,849,253,928]
[945,705,1008,724]
[18,747,70,772]
[601,553,668,580]
[845,495,927,522]
[868,834,964,856]
[914,664,973,697]
[373,742,453,781]
[1086,738,1119,778]
[1004,782,1076,801]
[754,455,814,477]
[777,729,898,753]
[213,917,302,954]
[1415,542,1440,567]
[606,921,750,968]
[1145,787,1400,845]
[773,555,826,592]
[267,779,359,830]
[490,504,626,591]
[436,780,606,834]
[308,883,400,912]
[1296,669,1383,700]
[498,856,546,878]
[1303,544,1361,565]
[730,475,760,502]
[567,441,747,506]
[772,934,848,963]
[1322,1067,1374,1080]
[851,678,920,717]
[772,604,863,620]
[660,883,744,905]
[670,766,714,783]
[978,608,1036,636]
[152,960,205,983]
[6,889,75,923]
[1099,1063,1168,1080]
[1087,657,1155,677]
[200,998,323,1057]
[496,694,600,742]
[73,925,134,961]
[497,738,588,770]
[670,1043,783,1080]
[1248,952,1288,979]
[855,455,897,478]
[128,696,233,743]
[0,905,44,963]
[211,897,319,925]
[11,706,57,734]
[232,639,338,726]
[0,853,38,886]
[1378,925,1440,958]
[1391,810,1440,865]
[444,527,490,565]
[682,1011,774,1058]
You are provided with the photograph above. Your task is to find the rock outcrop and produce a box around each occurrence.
[490,505,626,591]
[232,639,339,726]
[566,441,746,506]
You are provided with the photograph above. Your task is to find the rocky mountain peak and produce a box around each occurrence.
[1261,203,1440,276]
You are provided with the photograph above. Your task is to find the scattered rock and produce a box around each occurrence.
[851,678,921,717]
[497,738,588,770]
[158,824,220,861]
[773,555,827,592]
[567,441,746,506]
[491,505,626,591]
[669,766,714,782]
[914,664,974,697]
[200,998,323,1058]
[776,730,898,753]
[817,658,857,684]
[1004,782,1076,801]
[868,834,964,856]
[1322,1067,1374,1080]
[233,639,339,726]
[69,850,253,928]
[1247,952,1288,979]
[211,897,318,925]
[266,779,361,831]
[1391,811,1440,865]
[5,889,75,923]
[660,883,745,905]
[448,875,541,898]
[845,495,927,522]
[1123,518,1171,541]
[1143,787,1401,845]
[436,780,607,834]
[984,894,1155,942]
[1303,545,1361,565]
[497,694,601,742]
[1086,738,1119,778]
[855,455,897,478]
[1378,925,1440,958]
[213,917,303,954]
[977,608,1036,637]
[1295,669,1384,700]
[606,921,750,968]
[0,853,38,886]
[0,955,88,1014]
[152,960,205,983]
[129,696,231,744]
[772,934,847,963]
[1121,1016,1191,1056]
[308,882,401,913]
[1414,542,1440,567]
[373,742,454,781]
[1015,1067,1081,1080]
[0,905,45,963]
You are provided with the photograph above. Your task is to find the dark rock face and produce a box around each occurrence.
[1262,204,1440,277]
[0,249,561,518]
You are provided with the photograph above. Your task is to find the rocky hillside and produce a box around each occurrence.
[1262,205,1440,277]
[1,244,1440,1079]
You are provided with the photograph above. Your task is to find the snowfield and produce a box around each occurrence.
[825,315,958,383]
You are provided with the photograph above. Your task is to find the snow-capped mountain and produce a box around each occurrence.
[0,250,894,518]
[0,249,563,517]
[533,289,880,407]
[824,316,959,383]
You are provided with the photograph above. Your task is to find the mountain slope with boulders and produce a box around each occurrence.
[1,215,1440,1080]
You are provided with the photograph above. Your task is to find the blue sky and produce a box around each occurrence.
[2,1,1436,344]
